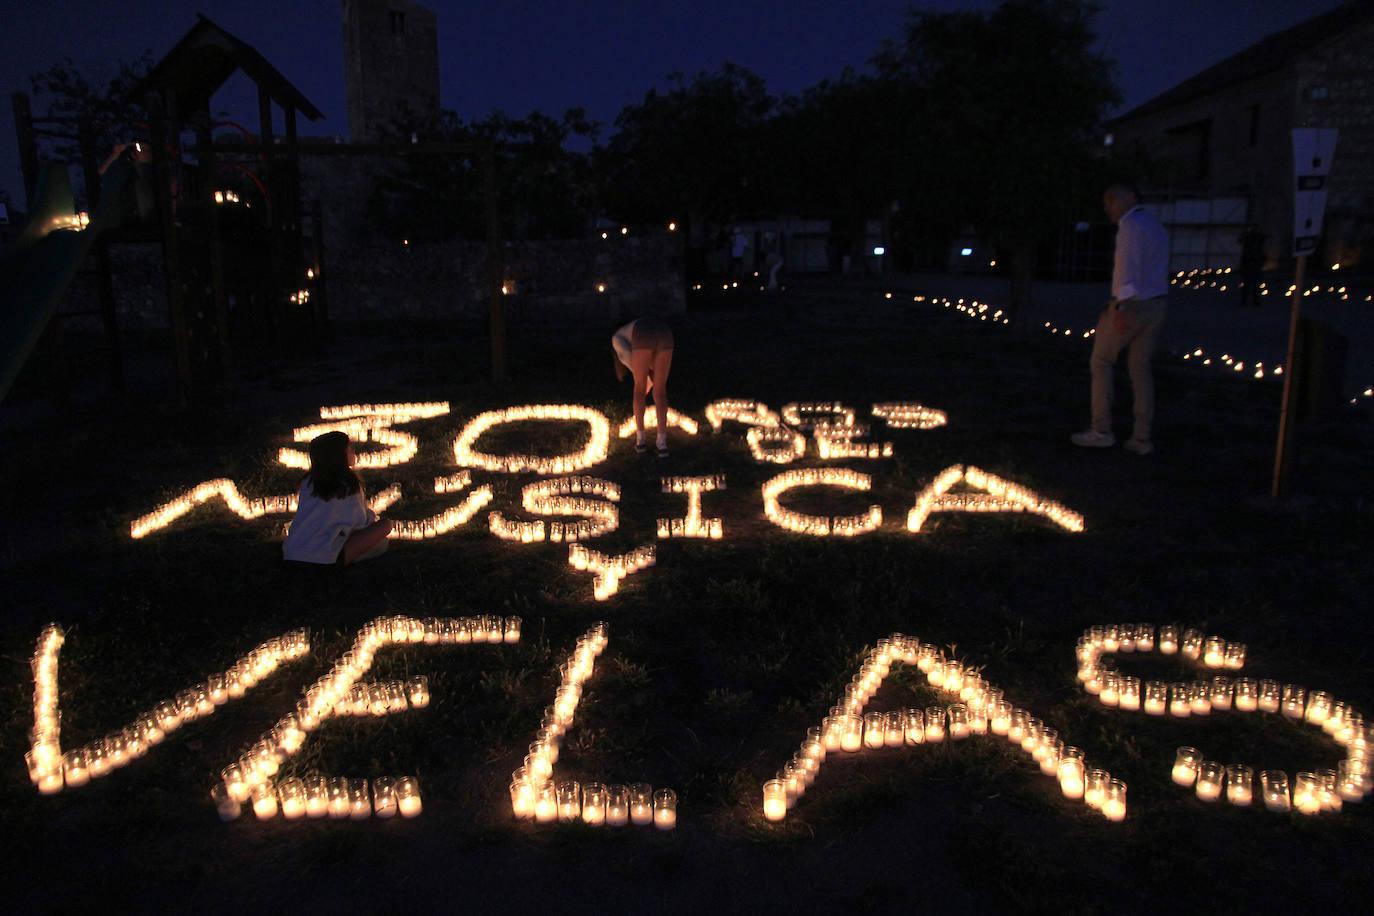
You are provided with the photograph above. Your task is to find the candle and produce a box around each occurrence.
[1317,768,1341,812]
[251,782,278,819]
[1224,642,1246,670]
[1098,673,1119,707]
[1170,683,1192,717]
[1226,765,1253,806]
[1058,752,1085,799]
[581,782,607,826]
[1135,624,1155,652]
[1293,772,1322,815]
[904,708,926,745]
[1210,677,1233,711]
[763,778,787,822]
[212,783,241,821]
[1258,680,1281,714]
[1181,629,1204,660]
[948,704,970,740]
[222,763,251,803]
[925,706,946,743]
[305,777,328,817]
[1159,625,1179,655]
[1261,771,1290,812]
[1102,779,1127,822]
[372,777,397,818]
[1195,761,1224,801]
[990,702,1012,735]
[1305,691,1332,726]
[348,778,371,819]
[535,783,557,823]
[653,788,677,830]
[405,676,430,708]
[1189,682,1212,715]
[1282,684,1306,719]
[841,715,863,752]
[1144,681,1167,716]
[1172,747,1200,786]
[822,716,843,752]
[1085,769,1109,810]
[1118,676,1141,712]
[397,776,422,817]
[607,785,630,826]
[884,711,906,747]
[1337,762,1365,802]
[1204,637,1226,668]
[1039,739,1063,776]
[1235,679,1258,712]
[328,778,350,818]
[630,783,653,825]
[863,712,886,749]
[279,777,307,819]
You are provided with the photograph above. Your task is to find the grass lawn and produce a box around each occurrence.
[4,285,1372,913]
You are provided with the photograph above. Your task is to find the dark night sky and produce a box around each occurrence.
[0,0,1343,204]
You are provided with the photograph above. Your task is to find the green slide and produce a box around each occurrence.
[0,159,133,402]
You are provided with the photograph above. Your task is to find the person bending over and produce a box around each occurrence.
[612,316,675,457]
[283,431,393,565]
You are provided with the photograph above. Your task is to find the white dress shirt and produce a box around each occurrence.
[1112,206,1170,302]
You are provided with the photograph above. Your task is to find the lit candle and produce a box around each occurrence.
[841,715,863,752]
[348,778,371,819]
[279,777,307,819]
[607,785,630,826]
[1258,680,1281,714]
[405,676,430,708]
[1172,748,1201,786]
[250,782,278,819]
[1058,751,1085,799]
[1293,772,1322,815]
[305,777,328,817]
[1158,625,1179,655]
[630,783,653,826]
[1170,683,1192,717]
[1210,677,1233,711]
[1118,676,1141,712]
[397,776,422,817]
[212,783,241,821]
[1189,682,1212,716]
[1102,779,1127,822]
[372,776,397,818]
[653,788,677,830]
[763,778,787,822]
[328,778,350,818]
[925,706,946,743]
[1204,637,1226,668]
[1144,681,1167,716]
[863,712,885,749]
[1261,771,1290,812]
[1195,761,1224,802]
[535,783,557,823]
[222,763,251,803]
[948,704,970,740]
[1226,765,1253,806]
[1084,769,1109,810]
[1234,678,1258,712]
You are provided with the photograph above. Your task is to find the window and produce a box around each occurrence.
[1247,104,1260,147]
[390,10,406,35]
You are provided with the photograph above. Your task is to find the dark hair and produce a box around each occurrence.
[305,431,362,500]
[1104,181,1141,201]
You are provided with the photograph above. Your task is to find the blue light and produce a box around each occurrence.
[872,246,885,256]
[960,247,973,256]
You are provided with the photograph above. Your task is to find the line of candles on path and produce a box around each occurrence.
[657,475,725,539]
[615,409,700,438]
[453,404,611,475]
[907,465,1085,533]
[763,633,1124,823]
[217,775,424,822]
[509,624,677,830]
[216,615,518,820]
[781,402,857,430]
[130,478,298,538]
[489,476,621,543]
[567,544,656,600]
[1077,623,1370,814]
[761,468,882,537]
[705,399,781,431]
[25,625,310,795]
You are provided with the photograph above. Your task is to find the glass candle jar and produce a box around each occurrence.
[535,781,557,823]
[1039,739,1063,777]
[948,704,970,740]
[1118,676,1141,712]
[925,706,946,743]
[1007,710,1029,744]
[1224,642,1246,670]
[1189,681,1212,715]
[606,785,629,826]
[348,778,371,819]
[763,778,787,822]
[1282,684,1306,719]
[1261,770,1290,812]
[250,781,278,820]
[1103,779,1127,822]
[1336,761,1366,803]
[328,777,350,818]
[371,776,397,818]
[1158,624,1179,655]
[1085,769,1109,810]
[1316,768,1341,813]
[396,776,422,817]
[841,715,863,753]
[405,676,430,709]
[1257,680,1281,714]
[1020,719,1044,754]
[1135,624,1155,652]
[1195,761,1224,801]
[990,702,1013,735]
[222,763,250,803]
[1169,683,1192,718]
[1304,691,1332,726]
[305,776,328,818]
[653,788,677,830]
[630,783,653,825]
[1058,749,1085,799]
[510,774,535,819]
[1098,673,1120,707]
[1234,678,1258,712]
[884,711,906,748]
[279,777,307,819]
[1173,747,1201,786]
[1203,637,1227,668]
[1144,681,1168,716]
[904,708,925,745]
[1210,677,1233,711]
[211,782,241,822]
[557,780,582,822]
[822,716,843,752]
[1224,765,1253,806]
[582,782,607,826]
[1292,772,1322,815]
[863,712,886,749]
[1181,629,1204,660]
[1103,625,1122,653]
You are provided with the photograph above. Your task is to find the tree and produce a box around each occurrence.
[875,0,1121,316]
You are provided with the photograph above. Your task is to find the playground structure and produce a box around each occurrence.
[3,15,505,407]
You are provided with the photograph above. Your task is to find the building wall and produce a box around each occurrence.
[342,0,440,141]
[1295,18,1374,267]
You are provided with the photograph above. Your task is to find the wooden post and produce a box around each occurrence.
[11,92,39,209]
[78,120,124,391]
[198,112,232,382]
[483,144,506,383]
[148,92,192,406]
[258,86,281,352]
[1271,254,1307,499]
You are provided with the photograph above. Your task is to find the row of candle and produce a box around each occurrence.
[130,478,297,538]
[331,677,430,716]
[220,616,518,808]
[319,402,450,422]
[522,477,621,543]
[509,625,677,828]
[567,544,656,600]
[761,468,882,537]
[1079,623,1371,814]
[907,465,1085,533]
[615,409,700,438]
[389,486,494,540]
[433,471,472,494]
[871,402,949,430]
[815,435,894,460]
[781,402,856,430]
[216,775,422,821]
[766,633,1124,822]
[453,404,611,475]
[279,424,418,470]
[704,399,780,431]
[746,426,808,464]
[26,626,309,795]
[657,475,725,539]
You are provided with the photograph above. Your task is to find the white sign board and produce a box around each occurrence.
[1293,128,1338,256]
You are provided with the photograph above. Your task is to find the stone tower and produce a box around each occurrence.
[342,0,440,141]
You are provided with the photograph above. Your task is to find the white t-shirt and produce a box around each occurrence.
[282,479,374,564]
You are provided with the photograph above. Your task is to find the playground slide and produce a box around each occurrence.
[0,160,132,402]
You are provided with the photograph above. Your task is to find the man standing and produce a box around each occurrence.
[1071,184,1170,455]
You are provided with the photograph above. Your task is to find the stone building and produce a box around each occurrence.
[343,0,440,140]
[1106,1,1374,270]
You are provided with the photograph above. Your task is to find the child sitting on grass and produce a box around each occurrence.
[283,431,392,565]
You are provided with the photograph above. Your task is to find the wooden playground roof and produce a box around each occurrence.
[132,14,324,120]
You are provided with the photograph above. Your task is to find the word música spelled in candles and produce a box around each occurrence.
[25,625,309,795]
[1077,623,1370,815]
[218,615,519,821]
[762,468,882,537]
[871,402,949,431]
[907,465,1085,533]
[615,408,700,438]
[657,475,725,539]
[763,634,1121,823]
[454,404,611,475]
[489,477,621,544]
[130,478,297,539]
[567,543,655,601]
[705,399,781,431]
[746,426,808,464]
[510,624,676,830]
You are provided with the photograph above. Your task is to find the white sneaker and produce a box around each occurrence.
[1123,438,1154,456]
[1070,430,1116,448]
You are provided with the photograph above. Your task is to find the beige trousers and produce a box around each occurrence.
[1089,298,1167,441]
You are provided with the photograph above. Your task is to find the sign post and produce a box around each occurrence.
[1272,128,1338,499]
